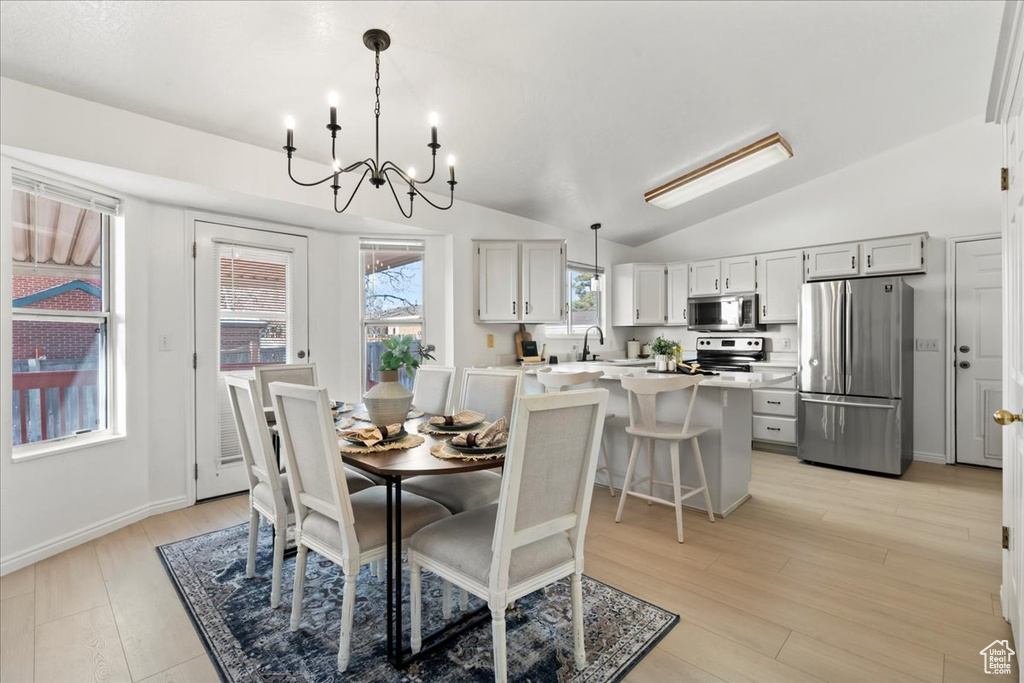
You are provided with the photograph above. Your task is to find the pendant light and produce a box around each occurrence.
[590,223,602,292]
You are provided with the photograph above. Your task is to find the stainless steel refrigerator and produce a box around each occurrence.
[797,277,914,475]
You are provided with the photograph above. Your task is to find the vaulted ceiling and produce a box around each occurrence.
[0,1,1004,245]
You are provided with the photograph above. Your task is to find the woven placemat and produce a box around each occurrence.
[418,421,491,436]
[353,409,425,422]
[338,433,425,454]
[430,442,505,462]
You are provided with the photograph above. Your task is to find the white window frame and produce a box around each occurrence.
[358,238,427,391]
[545,261,605,338]
[4,164,124,460]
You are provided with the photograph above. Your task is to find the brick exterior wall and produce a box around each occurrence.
[13,276,101,312]
[12,276,103,361]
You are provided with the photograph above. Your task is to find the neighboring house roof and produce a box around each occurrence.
[13,280,101,307]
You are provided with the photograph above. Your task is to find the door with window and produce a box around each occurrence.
[360,239,426,392]
[194,221,308,500]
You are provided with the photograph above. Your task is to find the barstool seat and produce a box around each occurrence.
[615,373,715,543]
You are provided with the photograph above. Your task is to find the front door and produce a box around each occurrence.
[955,237,1003,467]
[194,220,308,500]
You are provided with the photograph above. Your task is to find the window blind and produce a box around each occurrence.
[13,172,122,216]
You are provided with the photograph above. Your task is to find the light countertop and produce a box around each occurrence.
[493,362,795,389]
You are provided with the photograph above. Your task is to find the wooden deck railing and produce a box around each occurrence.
[12,369,99,445]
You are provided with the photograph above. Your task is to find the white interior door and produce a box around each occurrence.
[194,221,308,500]
[993,5,1024,647]
[955,238,1004,467]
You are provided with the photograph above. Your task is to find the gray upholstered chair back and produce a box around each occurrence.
[254,363,318,408]
[458,369,523,423]
[412,365,456,415]
[489,389,608,593]
[270,382,360,558]
[225,375,283,496]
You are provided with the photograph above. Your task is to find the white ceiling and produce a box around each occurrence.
[0,1,1004,246]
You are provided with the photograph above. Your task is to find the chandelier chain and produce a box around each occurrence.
[374,49,381,172]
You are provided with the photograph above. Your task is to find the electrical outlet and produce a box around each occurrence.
[158,334,171,351]
[781,337,792,350]
[486,333,494,349]
[915,338,940,352]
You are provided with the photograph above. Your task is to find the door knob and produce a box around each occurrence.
[959,345,970,353]
[994,410,1023,426]
[297,350,306,359]
[958,361,971,369]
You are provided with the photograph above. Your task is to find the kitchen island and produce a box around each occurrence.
[502,362,795,516]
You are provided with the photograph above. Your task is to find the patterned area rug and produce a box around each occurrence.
[158,522,677,682]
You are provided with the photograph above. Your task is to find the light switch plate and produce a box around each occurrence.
[158,334,171,351]
[486,334,494,349]
[915,338,940,352]
[780,337,792,350]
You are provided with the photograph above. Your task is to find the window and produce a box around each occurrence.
[547,262,604,336]
[10,173,120,447]
[360,239,425,391]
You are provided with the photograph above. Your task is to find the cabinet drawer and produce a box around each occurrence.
[753,390,796,417]
[753,416,796,444]
[759,370,796,389]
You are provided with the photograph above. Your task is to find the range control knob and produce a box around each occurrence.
[747,341,753,346]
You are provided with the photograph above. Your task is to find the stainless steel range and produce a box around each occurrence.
[690,337,765,372]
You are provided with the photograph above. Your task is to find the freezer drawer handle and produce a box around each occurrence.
[801,397,895,410]
[767,400,782,405]
[766,427,781,431]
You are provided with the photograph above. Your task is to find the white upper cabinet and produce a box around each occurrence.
[722,255,757,294]
[861,234,925,275]
[756,249,804,323]
[475,240,566,323]
[805,243,860,280]
[688,259,722,297]
[612,264,666,326]
[520,241,566,322]
[667,263,689,325]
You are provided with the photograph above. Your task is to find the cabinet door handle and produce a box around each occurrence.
[715,278,719,290]
[767,400,782,405]
[512,301,516,315]
[767,426,781,431]
[851,255,855,269]
[867,254,872,268]
[725,277,729,289]
[762,304,766,317]
[525,301,530,315]
[636,308,640,321]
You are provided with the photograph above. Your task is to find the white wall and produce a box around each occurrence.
[632,117,1002,461]
[0,78,636,570]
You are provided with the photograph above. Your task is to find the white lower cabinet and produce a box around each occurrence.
[753,415,797,444]
[751,366,798,446]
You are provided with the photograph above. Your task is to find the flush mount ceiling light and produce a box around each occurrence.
[282,28,457,218]
[644,132,793,210]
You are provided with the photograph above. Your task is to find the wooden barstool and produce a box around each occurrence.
[535,368,617,496]
[615,373,715,542]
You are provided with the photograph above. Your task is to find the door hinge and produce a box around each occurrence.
[1001,167,1009,191]
[191,242,197,258]
[1003,526,1010,550]
[192,352,197,369]
[194,463,198,480]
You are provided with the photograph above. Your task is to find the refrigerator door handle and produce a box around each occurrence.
[800,397,896,410]
[844,280,853,394]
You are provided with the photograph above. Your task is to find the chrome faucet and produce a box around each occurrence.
[581,326,605,361]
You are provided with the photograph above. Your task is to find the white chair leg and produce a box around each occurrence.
[615,437,642,523]
[601,436,616,497]
[571,572,587,670]
[270,522,286,608]
[669,441,685,543]
[290,545,308,631]
[246,508,259,579]
[646,438,655,505]
[374,559,384,581]
[692,436,715,523]
[442,579,453,619]
[491,605,508,683]
[337,566,358,672]
[459,586,469,612]
[410,561,423,654]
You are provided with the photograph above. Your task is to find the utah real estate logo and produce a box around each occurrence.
[979,640,1015,675]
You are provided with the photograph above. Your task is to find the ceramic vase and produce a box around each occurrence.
[655,354,668,371]
[363,369,413,426]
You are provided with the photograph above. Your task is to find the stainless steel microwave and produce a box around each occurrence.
[687,294,762,331]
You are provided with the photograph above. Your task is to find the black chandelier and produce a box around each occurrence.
[282,28,457,218]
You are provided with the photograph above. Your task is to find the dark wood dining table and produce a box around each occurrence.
[338,413,504,668]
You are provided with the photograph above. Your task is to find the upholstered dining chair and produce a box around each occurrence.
[409,388,609,682]
[535,368,620,496]
[411,365,456,416]
[269,381,451,672]
[253,363,318,422]
[614,374,715,543]
[403,368,523,515]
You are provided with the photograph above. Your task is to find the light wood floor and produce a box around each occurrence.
[0,452,1013,682]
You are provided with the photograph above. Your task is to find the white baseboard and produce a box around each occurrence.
[0,495,190,575]
[913,451,948,464]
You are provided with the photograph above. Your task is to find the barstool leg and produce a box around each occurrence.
[669,441,684,543]
[691,436,715,522]
[616,437,642,523]
[646,439,655,505]
[601,435,616,497]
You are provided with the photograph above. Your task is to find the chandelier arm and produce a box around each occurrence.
[287,158,338,187]
[382,169,414,219]
[334,168,372,214]
[407,180,455,211]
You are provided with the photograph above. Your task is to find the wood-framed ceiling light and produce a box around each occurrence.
[644,133,793,210]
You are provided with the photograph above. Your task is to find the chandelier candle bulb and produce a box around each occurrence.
[284,115,295,150]
[447,155,456,182]
[429,112,439,147]
[328,91,339,129]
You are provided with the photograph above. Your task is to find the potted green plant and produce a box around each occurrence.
[364,335,435,426]
[649,336,679,371]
